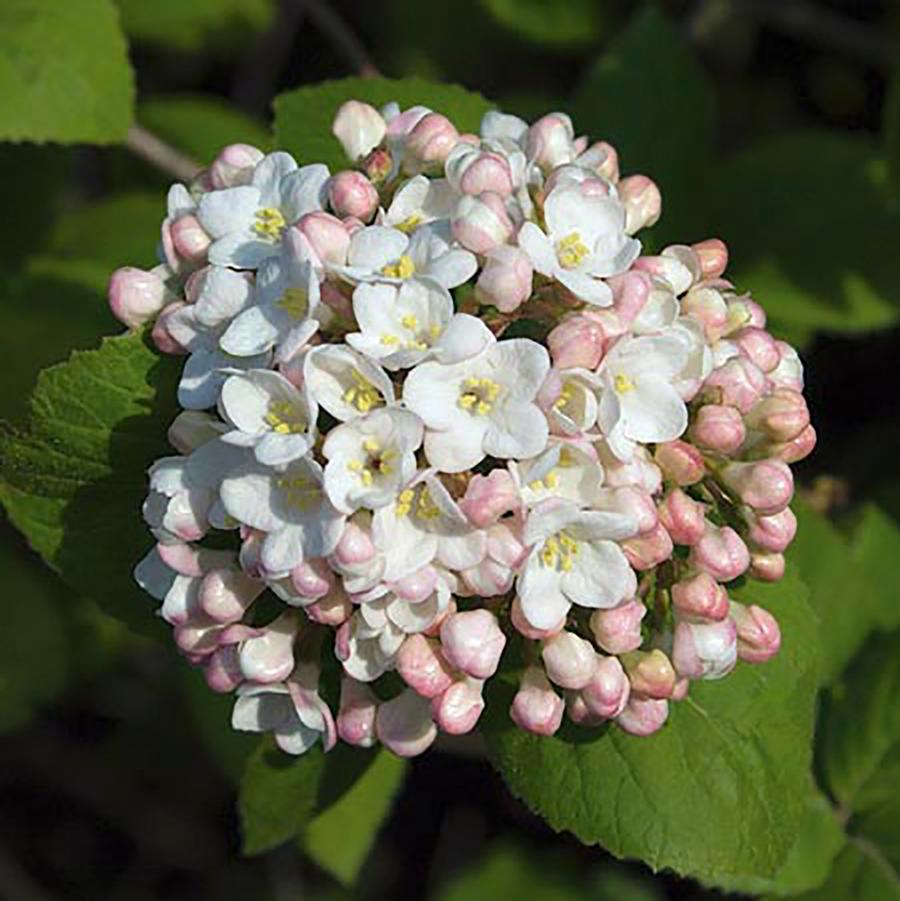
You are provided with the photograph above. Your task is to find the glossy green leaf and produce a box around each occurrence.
[484,571,819,891]
[570,4,715,243]
[0,0,134,143]
[239,740,378,855]
[274,77,494,172]
[850,504,900,633]
[301,749,407,885]
[479,0,605,48]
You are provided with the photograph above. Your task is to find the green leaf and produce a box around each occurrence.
[301,749,407,885]
[710,135,900,343]
[115,0,274,52]
[849,505,900,633]
[0,332,180,636]
[0,0,134,143]
[274,77,494,172]
[479,0,606,48]
[139,95,272,167]
[884,72,900,194]
[483,570,820,890]
[239,739,379,855]
[570,4,715,243]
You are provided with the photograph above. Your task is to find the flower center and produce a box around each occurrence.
[381,314,440,352]
[539,529,580,572]
[614,373,635,394]
[342,369,383,413]
[253,207,287,242]
[458,377,501,415]
[555,232,590,270]
[276,474,319,510]
[396,485,441,520]
[264,400,305,435]
[394,214,423,234]
[380,254,416,279]
[553,381,575,411]
[347,438,396,486]
[276,287,309,320]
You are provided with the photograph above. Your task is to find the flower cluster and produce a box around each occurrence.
[114,99,814,757]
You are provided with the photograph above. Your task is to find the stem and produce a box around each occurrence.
[125,124,202,183]
[301,0,381,78]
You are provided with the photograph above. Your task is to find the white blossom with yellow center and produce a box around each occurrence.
[518,182,640,305]
[403,336,551,473]
[303,345,395,422]
[322,408,423,514]
[510,440,606,508]
[381,174,458,232]
[517,499,638,630]
[541,368,600,437]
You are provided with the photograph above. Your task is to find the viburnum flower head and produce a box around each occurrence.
[118,95,815,758]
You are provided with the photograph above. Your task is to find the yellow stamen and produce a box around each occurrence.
[458,376,501,415]
[553,381,575,410]
[540,529,580,571]
[342,369,383,413]
[394,214,423,234]
[614,373,635,394]
[263,400,305,435]
[276,287,309,320]
[253,207,287,242]
[555,232,590,270]
[381,254,416,279]
[276,474,318,510]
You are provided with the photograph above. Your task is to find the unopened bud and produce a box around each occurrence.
[589,600,646,654]
[720,459,794,516]
[657,489,706,546]
[746,388,810,443]
[622,649,676,699]
[209,143,264,189]
[746,507,797,553]
[689,524,750,582]
[170,214,211,263]
[432,678,485,735]
[618,175,661,233]
[440,610,507,679]
[237,612,297,684]
[729,602,781,663]
[459,469,520,528]
[332,100,386,162]
[510,666,564,736]
[541,631,598,690]
[404,113,459,173]
[581,655,630,718]
[328,170,379,222]
[622,522,674,571]
[672,619,737,679]
[654,440,705,486]
[704,357,767,413]
[547,314,608,370]
[337,677,379,747]
[295,211,350,266]
[749,551,785,582]
[690,403,746,454]
[396,635,455,699]
[671,571,729,622]
[617,696,669,736]
[692,238,729,279]
[451,192,513,254]
[376,689,437,757]
[109,266,174,329]
[475,245,533,313]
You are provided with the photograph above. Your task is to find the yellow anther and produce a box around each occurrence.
[253,207,287,242]
[381,254,416,279]
[458,377,501,415]
[264,400,304,435]
[394,214,423,234]
[342,369,383,413]
[400,314,419,331]
[276,287,309,320]
[276,474,318,510]
[553,381,575,410]
[614,373,635,394]
[539,529,580,571]
[529,470,560,493]
[381,334,400,346]
[555,231,590,270]
[396,488,415,517]
[558,448,575,468]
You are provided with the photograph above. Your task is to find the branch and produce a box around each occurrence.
[126,124,202,183]
[301,0,381,78]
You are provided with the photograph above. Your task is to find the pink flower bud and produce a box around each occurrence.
[565,691,605,727]
[332,100,386,162]
[337,677,379,747]
[451,192,513,254]
[440,610,506,679]
[616,696,669,736]
[151,302,188,355]
[376,689,437,757]
[769,424,817,463]
[606,270,652,326]
[746,388,810,443]
[585,140,619,181]
[328,170,379,222]
[170,214,211,263]
[682,285,729,342]
[174,620,223,657]
[432,678,485,735]
[541,631,598,690]
[305,590,353,626]
[724,296,766,334]
[396,635,455,699]
[730,602,781,663]
[733,327,780,373]
[692,239,729,279]
[689,524,750,582]
[671,572,729,622]
[589,600,646,654]
[526,113,577,170]
[199,569,264,623]
[459,469,520,528]
[510,666,564,736]
[622,650,677,699]
[363,148,393,184]
[749,551,785,582]
[108,266,173,328]
[204,645,243,693]
[209,143,264,189]
[334,521,376,566]
[392,566,439,604]
[657,489,706,546]
[691,405,745,456]
[289,558,332,600]
[596,486,658,535]
[295,211,350,266]
[404,113,460,172]
[704,358,767,413]
[618,175,661,233]
[672,619,737,679]
[546,314,608,370]
[447,145,515,196]
[237,612,298,684]
[721,459,794,516]
[622,522,674,571]
[654,440,705,486]
[746,507,798,553]
[475,244,533,312]
[510,594,564,640]
[581,655,630,718]
[769,341,804,392]
[633,250,696,296]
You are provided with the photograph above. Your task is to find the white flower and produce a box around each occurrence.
[517,499,638,629]
[597,332,690,461]
[231,664,336,755]
[403,337,550,472]
[219,369,317,466]
[346,280,492,370]
[542,368,600,437]
[358,578,451,636]
[510,441,605,508]
[335,223,476,290]
[323,408,423,513]
[338,610,405,682]
[220,231,321,362]
[220,456,345,575]
[166,267,269,409]
[197,152,329,269]
[380,175,457,231]
[518,183,640,305]
[372,471,487,574]
[304,344,395,421]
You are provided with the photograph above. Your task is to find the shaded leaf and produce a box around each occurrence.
[480,0,606,48]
